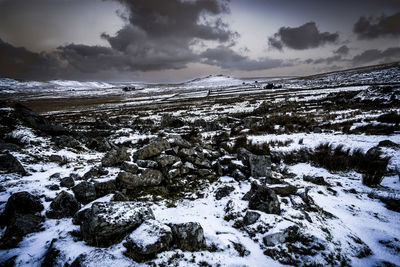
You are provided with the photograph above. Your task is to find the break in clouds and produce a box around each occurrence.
[0,0,399,80]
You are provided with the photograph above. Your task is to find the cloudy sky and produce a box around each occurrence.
[0,0,399,82]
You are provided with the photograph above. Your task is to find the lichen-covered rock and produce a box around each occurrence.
[0,152,27,175]
[249,154,271,178]
[136,160,158,168]
[244,183,280,215]
[170,136,191,148]
[120,162,138,174]
[82,166,109,180]
[46,191,80,219]
[80,202,154,247]
[116,169,163,190]
[101,148,130,167]
[94,180,117,197]
[169,222,206,251]
[123,219,173,262]
[60,176,75,188]
[135,140,170,160]
[2,191,43,220]
[215,186,235,200]
[178,148,196,159]
[72,182,97,204]
[243,211,260,225]
[156,154,179,168]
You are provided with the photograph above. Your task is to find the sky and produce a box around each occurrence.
[0,0,399,82]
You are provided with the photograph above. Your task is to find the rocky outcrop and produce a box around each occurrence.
[72,182,97,204]
[101,148,130,167]
[0,192,44,248]
[123,219,173,262]
[134,140,170,160]
[79,202,154,247]
[116,169,163,190]
[46,191,80,219]
[94,180,117,197]
[215,186,235,200]
[169,222,206,251]
[243,211,260,225]
[0,152,27,175]
[243,183,280,215]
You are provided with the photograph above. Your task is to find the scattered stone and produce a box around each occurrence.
[123,219,173,262]
[72,182,97,204]
[0,152,27,175]
[170,136,191,148]
[169,222,206,251]
[41,239,62,267]
[272,184,298,196]
[135,140,170,160]
[80,202,154,247]
[94,180,117,198]
[243,211,260,225]
[303,175,329,186]
[82,166,109,180]
[101,148,130,167]
[45,184,60,191]
[141,169,163,185]
[49,154,68,165]
[49,172,61,180]
[156,154,179,168]
[136,160,158,168]
[111,191,129,201]
[215,186,235,200]
[46,191,80,219]
[60,176,75,188]
[378,140,400,148]
[120,162,138,174]
[232,241,250,257]
[232,169,247,181]
[249,154,272,178]
[178,148,196,159]
[2,191,44,220]
[167,168,181,180]
[244,183,280,215]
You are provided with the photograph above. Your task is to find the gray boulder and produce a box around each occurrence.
[135,140,170,160]
[60,176,75,188]
[156,154,179,168]
[46,191,80,219]
[123,219,173,261]
[101,148,130,167]
[82,166,109,180]
[136,160,158,168]
[2,191,43,220]
[243,211,260,225]
[140,169,163,186]
[121,162,138,174]
[169,222,206,251]
[249,154,272,178]
[0,152,26,175]
[215,186,235,200]
[80,202,154,247]
[72,182,97,204]
[116,169,163,190]
[244,183,280,215]
[94,180,117,197]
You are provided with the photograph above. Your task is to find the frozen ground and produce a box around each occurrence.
[0,62,400,266]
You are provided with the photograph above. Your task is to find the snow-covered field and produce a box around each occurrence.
[1,63,400,266]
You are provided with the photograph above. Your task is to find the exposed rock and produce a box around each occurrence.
[194,157,211,168]
[82,166,109,180]
[244,183,280,215]
[249,154,272,178]
[303,175,329,186]
[378,140,400,148]
[232,169,247,181]
[49,154,68,165]
[169,222,206,251]
[237,147,252,165]
[80,202,154,247]
[170,136,192,148]
[272,184,298,196]
[94,180,117,198]
[156,154,179,168]
[135,140,170,160]
[161,114,185,128]
[14,103,68,135]
[2,191,43,221]
[140,169,163,185]
[46,191,80,219]
[53,135,81,150]
[0,152,27,175]
[60,176,75,188]
[72,182,97,204]
[123,219,173,261]
[197,168,212,177]
[167,168,181,180]
[0,213,44,248]
[41,239,62,267]
[111,191,129,201]
[136,160,158,168]
[215,186,235,200]
[0,143,20,152]
[101,148,130,167]
[120,162,138,174]
[87,137,112,152]
[178,148,196,159]
[243,211,260,225]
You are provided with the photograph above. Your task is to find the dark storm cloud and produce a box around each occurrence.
[311,55,343,65]
[268,22,339,50]
[201,46,283,71]
[0,38,60,80]
[353,12,400,39]
[352,47,400,65]
[334,45,349,55]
